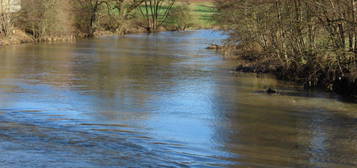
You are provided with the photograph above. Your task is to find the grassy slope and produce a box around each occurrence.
[188,1,215,28]
[112,0,216,30]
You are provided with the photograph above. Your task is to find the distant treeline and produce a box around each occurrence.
[0,0,195,40]
[215,0,357,95]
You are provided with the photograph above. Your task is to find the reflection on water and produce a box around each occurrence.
[0,30,357,167]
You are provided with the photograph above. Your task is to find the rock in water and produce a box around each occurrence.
[206,44,222,50]
[266,88,277,94]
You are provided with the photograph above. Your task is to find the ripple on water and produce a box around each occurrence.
[0,30,356,168]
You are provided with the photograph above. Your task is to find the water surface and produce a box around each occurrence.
[0,30,357,168]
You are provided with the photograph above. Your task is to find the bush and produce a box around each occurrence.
[215,0,357,94]
[166,3,193,31]
[17,0,74,39]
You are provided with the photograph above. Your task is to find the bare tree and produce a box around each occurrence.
[107,0,145,34]
[0,0,19,37]
[19,0,73,40]
[139,0,176,32]
[74,0,109,37]
[215,0,357,91]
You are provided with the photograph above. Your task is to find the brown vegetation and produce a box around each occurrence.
[1,0,188,45]
[215,0,357,95]
[18,0,74,40]
[166,1,193,31]
[138,0,176,32]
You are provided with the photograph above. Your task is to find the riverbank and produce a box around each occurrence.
[0,26,149,46]
[0,30,76,47]
[0,29,33,46]
[1,0,216,47]
[213,0,357,97]
[0,27,205,47]
[218,44,357,97]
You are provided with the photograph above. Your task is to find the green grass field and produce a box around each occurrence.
[188,1,216,28]
[132,0,216,30]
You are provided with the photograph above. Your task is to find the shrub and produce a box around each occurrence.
[166,3,193,31]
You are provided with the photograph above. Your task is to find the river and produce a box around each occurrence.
[0,30,357,168]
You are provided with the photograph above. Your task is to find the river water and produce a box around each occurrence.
[0,30,357,168]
